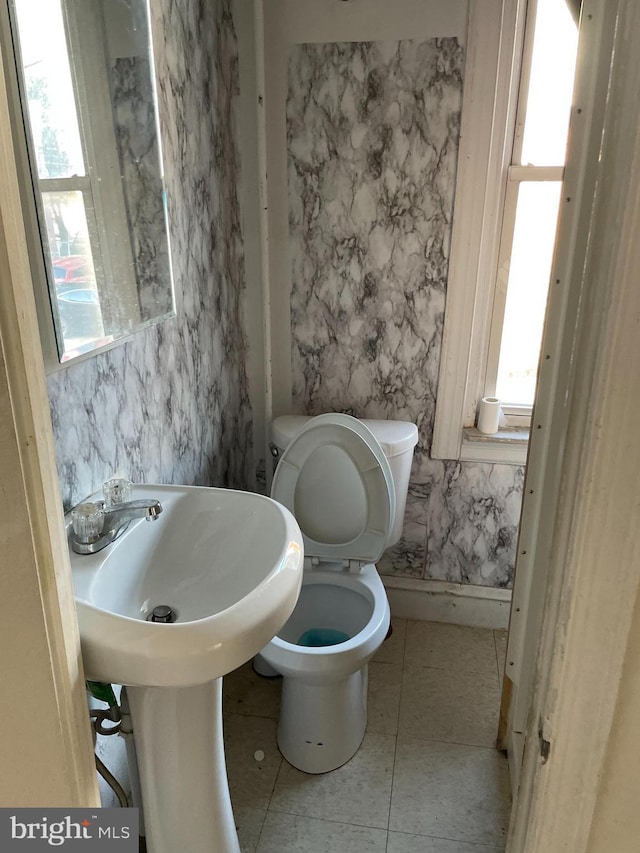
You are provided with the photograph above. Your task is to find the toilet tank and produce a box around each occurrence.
[270,415,418,547]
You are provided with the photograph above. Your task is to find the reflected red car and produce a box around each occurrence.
[52,254,92,285]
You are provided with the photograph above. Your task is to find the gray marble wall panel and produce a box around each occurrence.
[286,38,524,588]
[426,460,525,588]
[379,459,525,587]
[47,0,252,510]
[111,55,172,321]
[288,39,462,468]
[378,484,430,579]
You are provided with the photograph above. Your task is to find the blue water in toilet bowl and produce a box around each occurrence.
[297,628,351,647]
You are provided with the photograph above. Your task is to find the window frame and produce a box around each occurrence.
[59,0,141,334]
[432,0,553,465]
[5,0,143,365]
[484,164,563,424]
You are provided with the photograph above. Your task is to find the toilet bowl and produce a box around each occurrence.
[258,413,418,774]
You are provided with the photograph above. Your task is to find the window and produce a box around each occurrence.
[14,0,107,350]
[12,0,142,359]
[487,0,578,422]
[432,0,579,464]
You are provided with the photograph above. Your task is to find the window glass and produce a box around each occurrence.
[41,190,104,351]
[520,0,579,166]
[495,181,562,405]
[41,190,94,266]
[14,0,85,178]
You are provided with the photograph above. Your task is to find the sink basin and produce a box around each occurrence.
[69,483,303,687]
[68,483,303,853]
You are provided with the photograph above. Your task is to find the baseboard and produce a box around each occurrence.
[382,576,512,630]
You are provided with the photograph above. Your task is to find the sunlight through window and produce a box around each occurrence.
[492,0,578,411]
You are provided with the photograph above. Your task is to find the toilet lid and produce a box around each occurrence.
[271,413,396,568]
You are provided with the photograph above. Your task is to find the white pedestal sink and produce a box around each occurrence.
[69,484,303,853]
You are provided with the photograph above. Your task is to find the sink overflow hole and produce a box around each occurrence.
[147,605,178,623]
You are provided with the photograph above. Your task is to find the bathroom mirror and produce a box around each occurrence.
[6,0,174,364]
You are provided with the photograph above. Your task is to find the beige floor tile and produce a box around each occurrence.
[233,805,267,853]
[373,618,407,664]
[388,830,505,852]
[493,631,508,681]
[224,661,282,720]
[367,661,402,735]
[399,666,500,748]
[224,714,282,810]
[390,737,510,845]
[405,622,497,676]
[270,731,396,829]
[257,812,387,852]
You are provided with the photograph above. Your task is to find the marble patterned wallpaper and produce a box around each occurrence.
[378,461,524,588]
[287,38,523,588]
[47,0,252,510]
[288,39,459,459]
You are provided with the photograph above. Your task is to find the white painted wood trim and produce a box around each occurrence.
[504,0,616,747]
[508,2,640,850]
[0,47,99,805]
[432,0,525,460]
[509,0,537,165]
[39,175,92,193]
[383,576,511,630]
[460,437,527,465]
[508,165,564,182]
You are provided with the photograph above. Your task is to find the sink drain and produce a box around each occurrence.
[147,605,178,623]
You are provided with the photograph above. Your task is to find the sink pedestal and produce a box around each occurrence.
[127,679,239,853]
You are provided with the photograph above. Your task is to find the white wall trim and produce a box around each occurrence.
[383,576,511,630]
[508,2,640,849]
[432,0,525,460]
[461,435,527,465]
[504,0,617,759]
[0,38,99,805]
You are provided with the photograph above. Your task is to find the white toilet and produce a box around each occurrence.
[257,412,418,773]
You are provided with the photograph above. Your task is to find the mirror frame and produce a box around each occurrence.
[0,0,176,372]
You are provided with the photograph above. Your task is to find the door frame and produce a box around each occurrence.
[0,34,99,805]
[507,0,640,848]
[502,0,615,779]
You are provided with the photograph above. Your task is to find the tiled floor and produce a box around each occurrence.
[222,620,511,853]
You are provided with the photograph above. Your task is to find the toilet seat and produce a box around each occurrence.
[271,413,395,569]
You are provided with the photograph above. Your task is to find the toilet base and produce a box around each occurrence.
[277,664,369,773]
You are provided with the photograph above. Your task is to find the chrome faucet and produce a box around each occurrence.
[71,498,163,555]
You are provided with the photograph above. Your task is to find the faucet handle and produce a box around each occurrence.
[71,502,105,543]
[103,478,132,508]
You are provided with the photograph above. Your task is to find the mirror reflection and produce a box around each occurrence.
[11,0,174,362]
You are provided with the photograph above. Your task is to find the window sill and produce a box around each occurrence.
[460,426,528,465]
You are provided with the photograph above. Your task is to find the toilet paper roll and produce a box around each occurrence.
[477,397,501,434]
